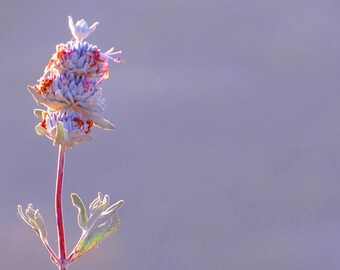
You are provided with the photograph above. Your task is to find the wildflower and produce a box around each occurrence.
[69,193,124,261]
[19,16,125,270]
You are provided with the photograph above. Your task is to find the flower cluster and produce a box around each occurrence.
[28,16,124,147]
[34,109,94,147]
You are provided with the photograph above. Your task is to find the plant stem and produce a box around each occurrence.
[55,145,68,270]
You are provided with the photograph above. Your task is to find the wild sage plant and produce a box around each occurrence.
[17,16,124,270]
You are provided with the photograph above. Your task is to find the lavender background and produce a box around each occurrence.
[1,0,340,269]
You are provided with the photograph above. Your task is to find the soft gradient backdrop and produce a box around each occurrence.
[1,1,340,269]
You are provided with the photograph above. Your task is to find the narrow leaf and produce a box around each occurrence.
[71,193,88,231]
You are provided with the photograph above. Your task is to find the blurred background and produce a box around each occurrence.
[1,0,340,269]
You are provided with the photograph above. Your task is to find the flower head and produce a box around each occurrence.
[42,41,123,82]
[28,16,124,146]
[29,74,106,112]
[34,109,94,147]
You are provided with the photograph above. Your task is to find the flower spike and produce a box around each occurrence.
[28,15,123,147]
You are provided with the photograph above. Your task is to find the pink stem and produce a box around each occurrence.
[55,145,68,270]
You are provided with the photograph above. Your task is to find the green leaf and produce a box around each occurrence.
[103,200,124,215]
[35,125,48,136]
[70,212,120,261]
[56,121,64,140]
[34,109,45,118]
[89,192,102,214]
[71,193,88,231]
[27,86,44,104]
